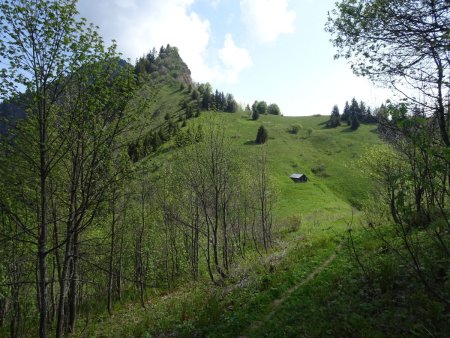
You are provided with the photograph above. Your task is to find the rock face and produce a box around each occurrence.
[157,45,192,86]
[135,44,192,86]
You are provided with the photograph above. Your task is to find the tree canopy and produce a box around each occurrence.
[326,0,450,146]
[268,103,281,115]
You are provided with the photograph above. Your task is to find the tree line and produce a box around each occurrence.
[248,100,281,120]
[328,0,449,316]
[0,1,276,337]
[326,97,378,129]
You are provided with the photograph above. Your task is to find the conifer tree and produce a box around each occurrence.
[342,101,350,122]
[326,105,341,128]
[350,111,360,130]
[256,126,268,144]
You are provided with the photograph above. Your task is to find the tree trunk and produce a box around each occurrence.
[38,165,48,338]
[108,189,117,315]
[68,230,79,333]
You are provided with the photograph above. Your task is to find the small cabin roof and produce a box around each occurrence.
[290,173,305,179]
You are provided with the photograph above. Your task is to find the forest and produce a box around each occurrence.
[0,0,449,337]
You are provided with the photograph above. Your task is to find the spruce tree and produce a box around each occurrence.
[326,105,341,128]
[350,112,360,130]
[342,101,350,122]
[256,125,268,144]
[350,98,361,119]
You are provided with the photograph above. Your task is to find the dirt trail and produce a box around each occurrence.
[241,244,341,337]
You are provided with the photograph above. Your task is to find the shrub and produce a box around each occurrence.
[255,125,268,144]
[286,215,302,232]
[311,164,328,177]
[288,124,302,134]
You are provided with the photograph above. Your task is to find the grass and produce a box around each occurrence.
[68,111,449,337]
[167,112,382,220]
[79,214,345,338]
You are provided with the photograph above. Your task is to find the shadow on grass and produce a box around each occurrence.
[244,140,256,145]
[340,127,356,133]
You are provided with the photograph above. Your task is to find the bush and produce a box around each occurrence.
[286,215,302,232]
[255,125,268,144]
[252,110,259,120]
[311,164,328,177]
[288,124,302,134]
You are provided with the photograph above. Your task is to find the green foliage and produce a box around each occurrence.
[52,112,437,337]
[267,103,281,115]
[0,1,137,337]
[251,100,269,117]
[251,109,259,121]
[288,124,302,134]
[174,124,203,148]
[255,125,268,144]
[350,112,360,130]
[134,45,192,86]
[256,101,268,115]
[311,164,328,177]
[326,105,341,128]
[327,0,449,145]
[341,101,350,123]
[286,215,302,233]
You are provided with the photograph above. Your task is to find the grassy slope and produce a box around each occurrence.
[125,78,192,142]
[79,110,448,337]
[193,113,382,225]
[80,112,398,337]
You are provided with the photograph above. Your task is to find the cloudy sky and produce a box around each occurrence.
[77,0,392,116]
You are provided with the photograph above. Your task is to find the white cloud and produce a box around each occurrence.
[113,0,137,10]
[218,34,252,84]
[240,0,296,44]
[210,0,221,7]
[77,0,215,82]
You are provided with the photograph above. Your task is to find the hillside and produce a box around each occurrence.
[75,110,403,337]
[1,0,448,336]
[76,83,448,337]
[1,40,448,338]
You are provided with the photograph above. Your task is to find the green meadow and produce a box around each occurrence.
[80,111,444,338]
[1,2,448,337]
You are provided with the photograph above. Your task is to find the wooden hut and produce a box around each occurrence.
[289,173,308,183]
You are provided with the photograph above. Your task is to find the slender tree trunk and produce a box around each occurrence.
[205,214,215,283]
[68,230,79,332]
[108,188,117,315]
[222,200,229,271]
[38,99,48,338]
[117,230,124,301]
[56,235,72,338]
[10,284,20,338]
[56,156,78,338]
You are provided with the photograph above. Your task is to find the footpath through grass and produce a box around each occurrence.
[77,210,350,337]
[72,114,449,337]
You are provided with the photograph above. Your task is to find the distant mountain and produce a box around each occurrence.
[0,101,26,135]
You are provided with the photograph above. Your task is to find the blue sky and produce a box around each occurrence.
[77,0,393,116]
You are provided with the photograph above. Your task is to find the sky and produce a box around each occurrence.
[77,0,393,116]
